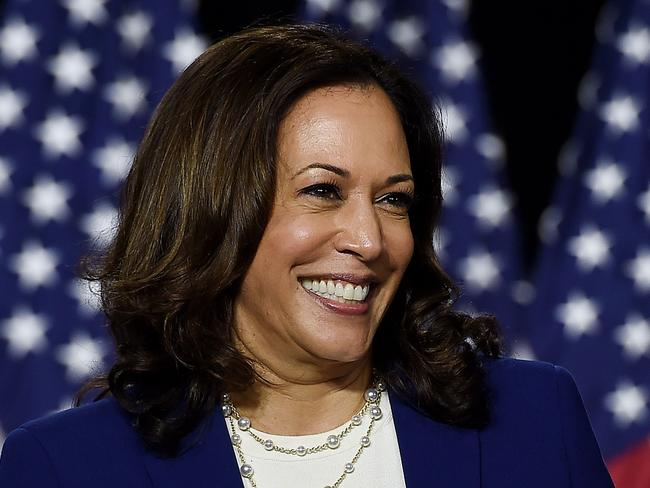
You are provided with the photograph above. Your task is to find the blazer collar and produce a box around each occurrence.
[143,392,481,487]
[390,392,480,487]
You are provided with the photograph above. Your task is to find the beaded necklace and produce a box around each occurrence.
[221,377,386,488]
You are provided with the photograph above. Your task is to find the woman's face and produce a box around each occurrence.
[234,84,414,368]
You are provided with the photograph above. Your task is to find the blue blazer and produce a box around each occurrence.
[0,358,614,487]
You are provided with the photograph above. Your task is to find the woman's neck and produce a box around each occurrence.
[229,358,373,436]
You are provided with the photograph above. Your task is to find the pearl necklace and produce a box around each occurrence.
[222,377,386,488]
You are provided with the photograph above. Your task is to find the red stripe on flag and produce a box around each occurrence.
[608,437,650,488]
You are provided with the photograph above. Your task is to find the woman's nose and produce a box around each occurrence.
[333,200,383,262]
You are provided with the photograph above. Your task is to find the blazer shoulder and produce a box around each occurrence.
[20,396,133,438]
[479,356,613,487]
[1,398,152,488]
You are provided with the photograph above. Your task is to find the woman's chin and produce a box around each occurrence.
[299,333,372,364]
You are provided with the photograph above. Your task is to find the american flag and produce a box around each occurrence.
[0,0,206,445]
[300,0,527,349]
[303,0,649,485]
[525,0,650,484]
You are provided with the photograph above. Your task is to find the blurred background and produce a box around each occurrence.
[0,0,648,485]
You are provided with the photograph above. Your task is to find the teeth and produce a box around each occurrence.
[335,283,344,297]
[343,284,354,299]
[300,278,370,302]
[353,285,363,300]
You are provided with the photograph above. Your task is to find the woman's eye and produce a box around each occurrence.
[380,192,414,210]
[301,183,342,200]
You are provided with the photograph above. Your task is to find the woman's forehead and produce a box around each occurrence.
[276,85,411,177]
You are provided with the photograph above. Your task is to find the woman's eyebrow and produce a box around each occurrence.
[291,162,349,179]
[386,173,414,185]
[292,163,414,185]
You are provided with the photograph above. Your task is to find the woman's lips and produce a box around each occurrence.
[302,287,371,315]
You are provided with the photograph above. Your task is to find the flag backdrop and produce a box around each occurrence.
[0,0,206,443]
[1,0,648,485]
[525,0,650,484]
[301,0,527,348]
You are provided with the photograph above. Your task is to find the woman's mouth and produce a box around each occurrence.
[299,278,372,315]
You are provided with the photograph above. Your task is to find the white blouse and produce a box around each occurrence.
[225,390,407,488]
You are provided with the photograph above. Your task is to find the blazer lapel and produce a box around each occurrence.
[390,392,480,487]
[143,411,243,488]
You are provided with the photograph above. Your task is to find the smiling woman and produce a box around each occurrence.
[235,85,415,374]
[0,24,613,488]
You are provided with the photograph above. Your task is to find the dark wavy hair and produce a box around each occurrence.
[77,23,502,457]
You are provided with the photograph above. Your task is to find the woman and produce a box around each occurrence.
[0,24,613,487]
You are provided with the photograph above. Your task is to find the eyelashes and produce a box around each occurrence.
[300,180,342,200]
[381,191,414,209]
[299,181,414,211]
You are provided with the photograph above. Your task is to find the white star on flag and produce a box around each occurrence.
[61,0,108,26]
[0,84,28,131]
[34,110,84,159]
[613,314,650,360]
[617,26,650,65]
[440,100,469,143]
[604,381,649,427]
[583,160,626,204]
[578,71,600,110]
[79,201,118,247]
[510,338,537,361]
[68,278,102,317]
[458,249,501,292]
[387,16,426,57]
[625,248,650,293]
[475,133,506,163]
[47,44,97,93]
[305,0,341,14]
[441,0,469,16]
[599,95,641,134]
[556,292,599,339]
[22,175,72,224]
[163,30,207,74]
[104,76,147,120]
[92,138,135,185]
[432,40,478,83]
[55,332,106,382]
[347,0,382,31]
[567,226,612,271]
[117,11,153,51]
[538,206,562,244]
[638,183,650,223]
[0,308,49,358]
[467,187,512,228]
[0,17,39,65]
[9,241,59,291]
[0,157,12,194]
[511,280,536,306]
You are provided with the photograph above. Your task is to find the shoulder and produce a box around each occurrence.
[479,356,613,487]
[482,355,571,400]
[480,356,585,442]
[19,395,132,438]
[479,357,572,432]
[0,397,151,487]
[481,356,592,427]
